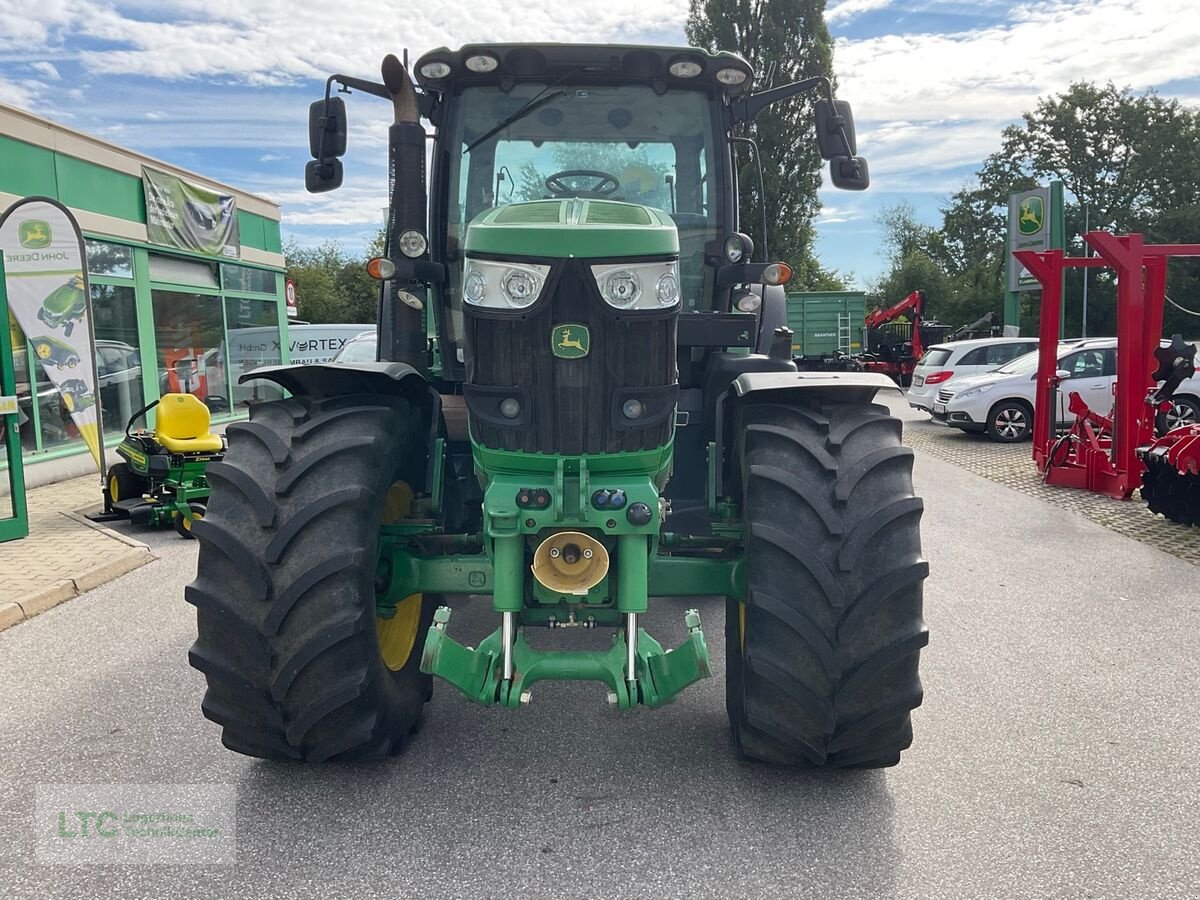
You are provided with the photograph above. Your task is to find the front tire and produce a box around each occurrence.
[186,394,436,761]
[986,400,1033,442]
[728,398,928,768]
[105,462,147,507]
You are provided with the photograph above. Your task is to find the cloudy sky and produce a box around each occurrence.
[2,0,1198,285]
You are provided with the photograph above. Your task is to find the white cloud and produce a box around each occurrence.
[29,61,61,80]
[827,0,894,24]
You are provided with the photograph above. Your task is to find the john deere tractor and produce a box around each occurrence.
[187,44,928,766]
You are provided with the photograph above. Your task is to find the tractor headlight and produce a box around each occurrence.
[462,259,550,310]
[591,260,680,310]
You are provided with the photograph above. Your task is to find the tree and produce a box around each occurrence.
[686,0,835,289]
[283,235,382,325]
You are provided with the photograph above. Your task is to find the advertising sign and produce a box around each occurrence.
[1007,187,1052,292]
[143,167,240,259]
[0,198,105,471]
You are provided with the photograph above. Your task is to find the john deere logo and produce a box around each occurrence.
[552,324,590,359]
[1018,196,1045,236]
[19,219,51,249]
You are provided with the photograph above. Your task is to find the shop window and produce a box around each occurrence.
[149,253,219,288]
[93,284,144,433]
[85,240,133,279]
[151,290,230,414]
[225,296,283,408]
[223,264,277,295]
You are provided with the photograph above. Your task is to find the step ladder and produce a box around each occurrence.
[837,313,853,355]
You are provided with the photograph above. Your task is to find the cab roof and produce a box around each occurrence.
[413,43,755,96]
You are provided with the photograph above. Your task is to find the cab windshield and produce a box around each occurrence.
[439,83,720,360]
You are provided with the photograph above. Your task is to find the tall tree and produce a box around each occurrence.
[686,0,834,289]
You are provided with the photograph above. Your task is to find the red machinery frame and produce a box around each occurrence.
[1014,232,1200,499]
[861,290,926,384]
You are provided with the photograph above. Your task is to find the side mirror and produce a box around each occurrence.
[305,158,344,193]
[814,99,857,160]
[1055,369,1071,380]
[308,97,348,159]
[830,155,870,191]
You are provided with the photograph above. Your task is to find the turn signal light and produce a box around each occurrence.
[924,371,954,385]
[366,257,396,280]
[762,262,792,286]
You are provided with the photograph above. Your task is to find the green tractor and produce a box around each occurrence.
[187,44,927,767]
[105,393,224,538]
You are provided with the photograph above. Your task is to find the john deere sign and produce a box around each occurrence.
[1007,187,1053,291]
[142,167,240,259]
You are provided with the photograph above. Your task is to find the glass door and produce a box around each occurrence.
[0,277,30,542]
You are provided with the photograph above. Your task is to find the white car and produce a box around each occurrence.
[931,338,1200,442]
[907,337,1040,413]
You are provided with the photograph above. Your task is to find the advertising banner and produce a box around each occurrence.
[0,198,105,471]
[143,167,240,259]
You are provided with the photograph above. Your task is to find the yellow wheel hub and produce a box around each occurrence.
[108,474,120,502]
[376,480,423,671]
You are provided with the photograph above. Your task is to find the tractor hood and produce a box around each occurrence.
[464,199,678,259]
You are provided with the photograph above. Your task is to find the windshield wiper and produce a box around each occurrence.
[464,89,567,155]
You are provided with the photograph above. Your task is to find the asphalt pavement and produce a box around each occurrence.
[2,400,1198,899]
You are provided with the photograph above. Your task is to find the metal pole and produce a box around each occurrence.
[501,611,515,681]
[1081,204,1089,338]
[625,612,638,684]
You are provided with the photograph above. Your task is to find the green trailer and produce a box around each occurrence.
[786,290,866,360]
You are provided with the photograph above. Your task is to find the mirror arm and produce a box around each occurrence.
[729,136,769,260]
[733,75,827,124]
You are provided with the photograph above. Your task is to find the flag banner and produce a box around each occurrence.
[0,198,105,470]
[142,166,240,259]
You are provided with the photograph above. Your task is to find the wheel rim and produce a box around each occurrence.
[182,510,202,532]
[1168,402,1197,430]
[995,407,1027,439]
[376,480,423,671]
[108,474,120,502]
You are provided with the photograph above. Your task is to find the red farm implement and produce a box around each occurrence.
[1014,232,1199,522]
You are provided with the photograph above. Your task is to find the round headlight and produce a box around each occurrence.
[419,61,452,79]
[602,270,641,308]
[736,294,762,312]
[501,268,540,307]
[622,399,644,420]
[464,269,487,304]
[398,230,427,258]
[465,54,499,73]
[656,271,679,306]
[715,67,748,86]
[668,59,703,78]
[724,233,753,263]
[499,397,521,418]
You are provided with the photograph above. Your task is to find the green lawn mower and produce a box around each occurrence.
[187,44,928,768]
[105,392,225,538]
[36,274,87,337]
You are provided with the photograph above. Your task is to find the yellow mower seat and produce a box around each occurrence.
[155,393,223,454]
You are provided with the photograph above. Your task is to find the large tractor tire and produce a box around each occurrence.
[728,398,928,768]
[186,394,437,762]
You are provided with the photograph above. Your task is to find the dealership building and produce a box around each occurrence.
[0,100,290,484]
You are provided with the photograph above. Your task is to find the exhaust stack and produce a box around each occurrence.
[378,54,428,371]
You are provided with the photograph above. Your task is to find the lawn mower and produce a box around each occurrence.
[187,43,928,767]
[104,392,224,538]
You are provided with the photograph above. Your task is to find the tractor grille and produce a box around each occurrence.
[937,388,955,403]
[464,257,677,455]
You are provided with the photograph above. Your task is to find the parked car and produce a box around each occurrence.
[332,331,377,363]
[907,337,1039,413]
[932,338,1200,442]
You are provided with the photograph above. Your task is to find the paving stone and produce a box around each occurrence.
[0,602,24,631]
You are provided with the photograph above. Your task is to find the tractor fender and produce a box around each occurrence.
[240,361,429,402]
[712,370,900,498]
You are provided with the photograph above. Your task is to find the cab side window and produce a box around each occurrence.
[957,347,989,366]
[986,343,1027,365]
[1061,349,1106,378]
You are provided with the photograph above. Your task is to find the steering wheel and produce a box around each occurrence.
[545,169,621,198]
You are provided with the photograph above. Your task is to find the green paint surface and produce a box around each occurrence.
[466,199,678,259]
